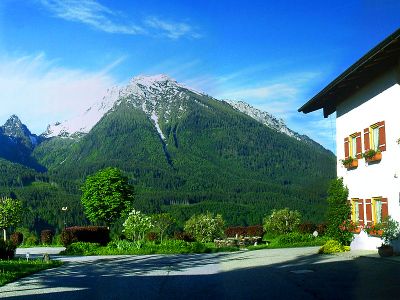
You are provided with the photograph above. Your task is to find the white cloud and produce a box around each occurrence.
[39,0,200,39]
[40,0,145,34]
[144,16,201,39]
[0,53,120,134]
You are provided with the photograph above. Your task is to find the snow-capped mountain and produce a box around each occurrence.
[42,74,314,147]
[43,74,202,140]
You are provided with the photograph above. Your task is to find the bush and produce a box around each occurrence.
[276,232,315,245]
[0,240,16,260]
[316,223,327,235]
[123,209,153,242]
[146,232,158,242]
[174,232,195,242]
[62,242,102,255]
[225,225,264,238]
[184,212,225,243]
[60,226,110,246]
[318,240,350,254]
[40,230,54,245]
[10,232,23,247]
[263,208,301,235]
[24,234,38,246]
[14,228,37,246]
[326,178,353,245]
[298,222,316,234]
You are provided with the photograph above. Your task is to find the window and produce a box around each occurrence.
[344,132,361,159]
[372,197,388,224]
[370,125,380,151]
[364,121,386,153]
[351,198,364,226]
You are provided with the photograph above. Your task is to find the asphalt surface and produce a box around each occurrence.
[1,247,400,299]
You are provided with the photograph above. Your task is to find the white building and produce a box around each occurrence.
[299,28,400,250]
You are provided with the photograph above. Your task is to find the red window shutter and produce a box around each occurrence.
[364,128,370,151]
[344,137,349,159]
[356,132,362,159]
[381,198,388,220]
[365,199,372,225]
[378,121,386,152]
[358,199,364,225]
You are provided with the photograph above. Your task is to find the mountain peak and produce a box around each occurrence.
[1,114,39,147]
[5,114,23,126]
[131,74,175,86]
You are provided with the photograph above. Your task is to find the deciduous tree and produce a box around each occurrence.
[263,208,301,235]
[0,197,22,241]
[184,212,225,243]
[81,167,134,226]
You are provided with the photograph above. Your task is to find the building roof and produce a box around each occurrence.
[298,28,400,117]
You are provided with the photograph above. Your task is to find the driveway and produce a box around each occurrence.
[1,247,399,299]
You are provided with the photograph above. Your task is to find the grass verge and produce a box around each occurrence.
[0,259,63,287]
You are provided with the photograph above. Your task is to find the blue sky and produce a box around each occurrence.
[0,0,399,152]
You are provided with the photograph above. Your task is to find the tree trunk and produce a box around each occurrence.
[3,228,6,241]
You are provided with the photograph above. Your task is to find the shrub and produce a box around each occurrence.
[298,222,316,234]
[40,230,54,245]
[276,232,314,245]
[326,178,353,245]
[146,232,158,242]
[10,232,23,246]
[174,231,195,242]
[24,234,38,246]
[184,212,225,243]
[316,223,327,235]
[0,240,16,260]
[263,208,301,235]
[62,242,102,255]
[318,239,350,254]
[60,226,110,246]
[123,209,153,242]
[225,225,264,238]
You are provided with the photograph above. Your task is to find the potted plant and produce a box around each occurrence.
[362,149,382,163]
[378,216,400,257]
[340,157,358,169]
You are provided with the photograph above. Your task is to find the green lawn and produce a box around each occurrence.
[0,259,63,287]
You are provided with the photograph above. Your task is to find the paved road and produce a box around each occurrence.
[1,247,400,299]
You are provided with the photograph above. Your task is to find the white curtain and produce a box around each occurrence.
[373,127,379,151]
[375,200,382,223]
[351,137,357,157]
[354,201,359,222]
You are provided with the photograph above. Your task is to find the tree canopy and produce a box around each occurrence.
[81,167,135,226]
[0,197,22,240]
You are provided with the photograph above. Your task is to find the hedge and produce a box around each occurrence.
[61,226,110,246]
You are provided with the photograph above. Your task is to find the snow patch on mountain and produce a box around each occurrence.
[151,111,166,140]
[225,100,302,141]
[43,74,199,138]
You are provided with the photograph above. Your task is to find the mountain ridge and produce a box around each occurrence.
[40,74,328,152]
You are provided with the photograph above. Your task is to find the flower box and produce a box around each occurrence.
[368,229,383,237]
[344,160,358,169]
[365,151,382,163]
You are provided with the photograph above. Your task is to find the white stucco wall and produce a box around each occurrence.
[336,67,400,250]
